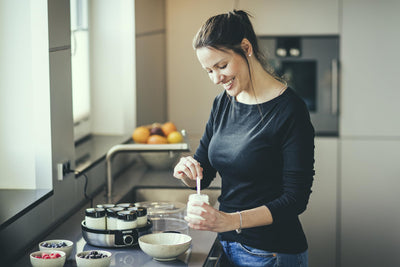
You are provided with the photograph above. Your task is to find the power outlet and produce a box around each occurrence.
[57,161,71,181]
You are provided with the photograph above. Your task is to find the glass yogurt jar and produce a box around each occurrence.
[85,208,106,230]
[187,194,209,221]
[135,207,148,227]
[117,210,137,230]
[97,203,115,209]
[106,207,124,230]
[116,203,135,209]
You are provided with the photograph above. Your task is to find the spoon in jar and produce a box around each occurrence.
[196,177,201,195]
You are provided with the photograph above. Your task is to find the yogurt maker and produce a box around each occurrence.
[81,220,152,247]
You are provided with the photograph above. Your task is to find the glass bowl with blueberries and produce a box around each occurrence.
[75,250,112,267]
[39,239,74,258]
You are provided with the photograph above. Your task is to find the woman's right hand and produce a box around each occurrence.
[173,156,203,181]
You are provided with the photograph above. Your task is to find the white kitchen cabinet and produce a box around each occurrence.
[47,0,71,49]
[300,137,338,267]
[135,0,167,126]
[136,33,167,125]
[340,139,400,267]
[340,0,400,137]
[166,0,235,136]
[237,0,339,36]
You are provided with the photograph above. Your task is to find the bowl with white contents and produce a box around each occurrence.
[138,232,192,261]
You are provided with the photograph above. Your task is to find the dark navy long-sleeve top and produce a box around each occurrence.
[194,88,315,253]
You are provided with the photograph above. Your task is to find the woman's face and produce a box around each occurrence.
[196,47,250,97]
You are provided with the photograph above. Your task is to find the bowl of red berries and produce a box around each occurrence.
[39,239,74,258]
[30,250,66,267]
[75,250,111,267]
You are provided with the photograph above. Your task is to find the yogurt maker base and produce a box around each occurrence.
[81,220,152,247]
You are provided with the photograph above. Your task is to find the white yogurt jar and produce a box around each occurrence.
[106,207,124,230]
[85,208,106,230]
[135,207,148,227]
[187,194,209,221]
[117,210,137,230]
[116,203,135,209]
[97,203,115,209]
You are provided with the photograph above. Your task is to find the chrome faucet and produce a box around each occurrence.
[105,142,190,203]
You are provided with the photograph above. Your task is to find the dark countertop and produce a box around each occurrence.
[14,161,221,267]
[0,134,131,232]
[0,189,53,231]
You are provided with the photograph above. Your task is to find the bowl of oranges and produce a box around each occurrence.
[132,122,186,170]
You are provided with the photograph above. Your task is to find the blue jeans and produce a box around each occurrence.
[219,240,308,267]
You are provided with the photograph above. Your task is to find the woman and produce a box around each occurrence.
[173,10,315,267]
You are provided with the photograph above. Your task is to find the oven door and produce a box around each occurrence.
[259,36,339,136]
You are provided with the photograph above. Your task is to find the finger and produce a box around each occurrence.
[184,216,201,225]
[187,208,203,218]
[173,169,184,179]
[185,216,205,229]
[188,222,205,230]
[175,157,196,180]
[187,218,210,231]
[181,164,196,180]
[186,157,203,179]
[184,157,202,180]
[174,158,194,179]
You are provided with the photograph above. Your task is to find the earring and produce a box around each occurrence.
[248,54,252,57]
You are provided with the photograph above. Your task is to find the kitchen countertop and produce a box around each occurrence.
[13,160,221,267]
[1,135,131,232]
[0,189,53,231]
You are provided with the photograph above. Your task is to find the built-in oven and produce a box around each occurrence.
[258,36,339,136]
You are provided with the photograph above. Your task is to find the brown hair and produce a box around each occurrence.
[193,10,284,121]
[193,10,277,78]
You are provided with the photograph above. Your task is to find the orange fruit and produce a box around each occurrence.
[132,126,151,143]
[167,131,183,144]
[161,122,177,137]
[147,135,168,144]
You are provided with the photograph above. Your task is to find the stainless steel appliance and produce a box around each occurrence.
[81,220,152,247]
[259,36,339,136]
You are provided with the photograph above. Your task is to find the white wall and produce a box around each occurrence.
[166,0,236,138]
[135,0,167,126]
[0,0,52,189]
[340,0,400,137]
[339,1,400,266]
[238,0,340,35]
[89,0,136,135]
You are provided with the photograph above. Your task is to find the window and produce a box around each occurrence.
[70,0,91,141]
[70,0,137,171]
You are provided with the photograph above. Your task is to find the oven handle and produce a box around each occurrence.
[331,59,339,115]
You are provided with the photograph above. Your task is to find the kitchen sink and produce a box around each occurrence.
[129,186,221,207]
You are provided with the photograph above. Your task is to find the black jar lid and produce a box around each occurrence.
[106,207,124,217]
[135,207,147,217]
[85,208,105,218]
[117,210,137,221]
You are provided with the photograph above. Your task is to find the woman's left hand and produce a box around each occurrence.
[185,202,235,233]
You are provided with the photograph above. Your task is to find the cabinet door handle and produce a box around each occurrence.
[331,59,339,115]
